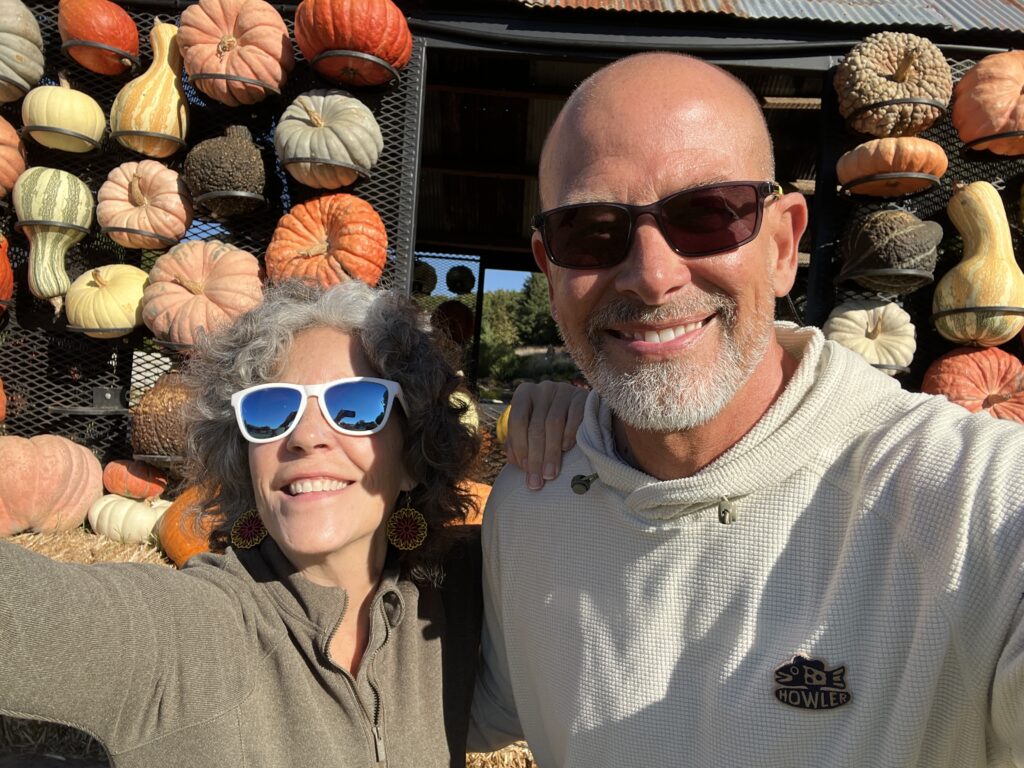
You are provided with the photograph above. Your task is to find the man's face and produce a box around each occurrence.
[534,93,794,433]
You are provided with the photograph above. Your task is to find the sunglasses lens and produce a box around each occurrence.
[322,380,392,433]
[544,205,631,268]
[660,184,760,255]
[239,387,303,441]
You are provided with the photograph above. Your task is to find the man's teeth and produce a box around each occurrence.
[288,478,350,495]
[624,319,707,342]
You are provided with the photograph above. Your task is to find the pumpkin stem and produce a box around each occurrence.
[128,174,147,207]
[217,35,238,56]
[866,321,882,340]
[173,276,204,295]
[893,48,919,83]
[92,269,108,289]
[984,392,1013,408]
[57,72,71,89]
[302,103,326,128]
[298,242,329,258]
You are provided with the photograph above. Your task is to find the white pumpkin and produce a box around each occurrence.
[21,76,105,153]
[65,264,149,338]
[88,493,171,545]
[274,89,383,189]
[823,299,916,375]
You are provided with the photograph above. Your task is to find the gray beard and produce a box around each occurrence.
[562,294,772,433]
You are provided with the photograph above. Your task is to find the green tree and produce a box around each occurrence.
[517,273,560,345]
[479,289,521,380]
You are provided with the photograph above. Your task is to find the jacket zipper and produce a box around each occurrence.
[366,599,392,763]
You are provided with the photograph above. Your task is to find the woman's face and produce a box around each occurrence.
[247,326,413,579]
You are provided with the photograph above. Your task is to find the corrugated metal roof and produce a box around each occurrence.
[515,0,1024,34]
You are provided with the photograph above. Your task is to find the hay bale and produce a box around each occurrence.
[467,743,537,768]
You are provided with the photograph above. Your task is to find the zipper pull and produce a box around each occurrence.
[372,725,386,763]
[718,496,737,525]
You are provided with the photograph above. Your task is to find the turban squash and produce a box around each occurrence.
[921,346,1024,423]
[265,193,387,288]
[177,0,294,107]
[294,0,412,87]
[142,239,263,345]
[0,434,103,537]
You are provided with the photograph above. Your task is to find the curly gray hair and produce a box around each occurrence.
[182,279,480,577]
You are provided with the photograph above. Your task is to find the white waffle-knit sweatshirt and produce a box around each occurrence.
[470,323,1024,768]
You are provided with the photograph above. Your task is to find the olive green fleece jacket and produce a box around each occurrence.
[0,532,481,768]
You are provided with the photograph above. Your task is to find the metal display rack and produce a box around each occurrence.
[0,1,425,464]
[807,58,1024,391]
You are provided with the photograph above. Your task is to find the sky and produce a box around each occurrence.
[482,269,532,293]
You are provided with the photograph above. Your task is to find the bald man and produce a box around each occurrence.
[469,53,1024,767]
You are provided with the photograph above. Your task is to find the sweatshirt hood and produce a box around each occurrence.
[575,323,903,521]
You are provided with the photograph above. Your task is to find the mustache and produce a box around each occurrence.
[585,294,737,336]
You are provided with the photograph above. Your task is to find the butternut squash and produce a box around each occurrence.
[109,19,188,158]
[13,167,94,315]
[932,181,1024,346]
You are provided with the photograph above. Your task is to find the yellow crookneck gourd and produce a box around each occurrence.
[109,19,188,158]
[932,181,1024,346]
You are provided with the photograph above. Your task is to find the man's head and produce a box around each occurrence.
[533,52,808,433]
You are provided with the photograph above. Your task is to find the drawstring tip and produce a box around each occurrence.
[718,496,737,525]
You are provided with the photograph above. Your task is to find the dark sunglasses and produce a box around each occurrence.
[231,377,407,444]
[532,180,783,269]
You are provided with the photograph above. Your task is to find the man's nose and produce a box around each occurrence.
[612,213,693,305]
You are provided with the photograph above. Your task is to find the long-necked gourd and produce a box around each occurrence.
[13,167,94,315]
[109,19,188,158]
[932,181,1024,346]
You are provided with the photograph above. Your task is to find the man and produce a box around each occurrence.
[469,52,1024,767]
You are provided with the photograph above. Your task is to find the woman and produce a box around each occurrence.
[0,279,499,767]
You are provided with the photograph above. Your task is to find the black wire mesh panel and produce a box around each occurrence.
[0,2,425,463]
[810,57,1024,391]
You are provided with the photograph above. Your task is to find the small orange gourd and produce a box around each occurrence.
[157,483,223,567]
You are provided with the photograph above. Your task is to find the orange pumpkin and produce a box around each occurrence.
[58,0,140,76]
[952,51,1024,156]
[921,346,1024,423]
[97,160,193,250]
[142,239,263,345]
[177,0,295,107]
[461,479,490,525]
[265,194,387,288]
[294,0,412,87]
[157,483,224,567]
[0,434,104,536]
[0,116,26,200]
[102,458,169,499]
[0,233,12,309]
[0,376,6,422]
[836,137,948,196]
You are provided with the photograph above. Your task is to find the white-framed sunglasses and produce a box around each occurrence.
[230,377,407,444]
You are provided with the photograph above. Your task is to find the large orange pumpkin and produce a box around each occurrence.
[0,376,6,423]
[921,346,1024,423]
[177,0,295,107]
[0,434,104,536]
[294,0,412,87]
[157,483,224,567]
[951,51,1024,156]
[0,115,26,200]
[58,0,140,76]
[264,194,387,288]
[142,239,263,345]
[0,233,12,309]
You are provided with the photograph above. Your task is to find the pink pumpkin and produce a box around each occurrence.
[142,239,263,345]
[0,435,103,536]
[97,160,193,250]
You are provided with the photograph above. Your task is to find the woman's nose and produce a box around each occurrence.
[284,396,333,451]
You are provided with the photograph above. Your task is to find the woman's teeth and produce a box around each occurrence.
[622,319,707,342]
[288,478,349,495]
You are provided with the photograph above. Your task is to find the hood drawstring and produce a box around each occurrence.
[571,473,599,494]
[718,496,737,525]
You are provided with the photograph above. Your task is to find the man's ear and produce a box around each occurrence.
[768,192,808,298]
[531,230,558,323]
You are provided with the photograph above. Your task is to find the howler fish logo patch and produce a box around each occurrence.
[773,655,851,710]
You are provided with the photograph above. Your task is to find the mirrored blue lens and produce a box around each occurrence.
[322,380,391,433]
[240,387,304,440]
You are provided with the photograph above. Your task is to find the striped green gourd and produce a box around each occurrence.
[13,167,94,315]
